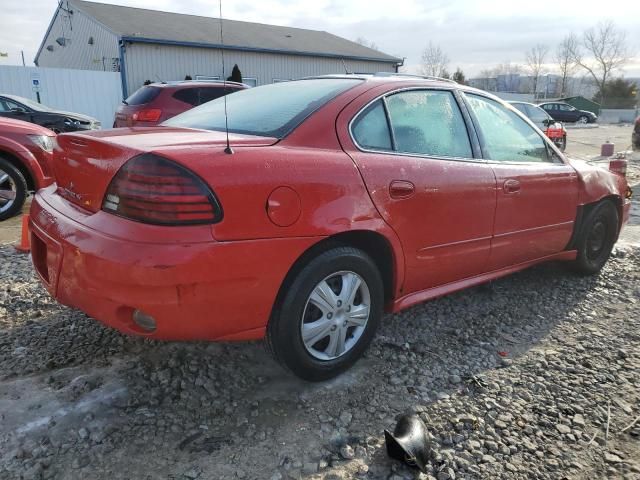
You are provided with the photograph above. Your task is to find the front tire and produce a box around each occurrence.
[578,115,589,124]
[266,246,384,381]
[572,201,619,275]
[0,157,28,221]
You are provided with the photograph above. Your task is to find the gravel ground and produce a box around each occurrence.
[0,123,639,479]
[1,210,640,479]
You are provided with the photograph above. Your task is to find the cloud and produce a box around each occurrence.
[1,0,638,77]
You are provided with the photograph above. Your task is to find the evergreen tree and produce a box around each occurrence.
[227,64,242,83]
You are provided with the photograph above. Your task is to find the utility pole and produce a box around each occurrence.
[21,51,26,66]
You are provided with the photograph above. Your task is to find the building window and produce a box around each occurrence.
[273,79,291,83]
[195,75,221,81]
[243,77,258,88]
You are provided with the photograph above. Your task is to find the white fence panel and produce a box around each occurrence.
[0,66,122,128]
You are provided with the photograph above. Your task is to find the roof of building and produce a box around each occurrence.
[70,0,401,63]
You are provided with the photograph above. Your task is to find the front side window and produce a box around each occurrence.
[165,78,361,138]
[385,90,472,158]
[351,100,392,151]
[559,104,572,111]
[465,94,549,163]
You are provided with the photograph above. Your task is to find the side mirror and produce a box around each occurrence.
[10,107,26,114]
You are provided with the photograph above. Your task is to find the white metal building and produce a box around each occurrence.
[35,0,403,98]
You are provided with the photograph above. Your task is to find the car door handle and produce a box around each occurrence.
[389,180,415,199]
[503,179,521,194]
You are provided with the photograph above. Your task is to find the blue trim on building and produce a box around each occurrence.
[120,36,402,65]
[119,41,128,99]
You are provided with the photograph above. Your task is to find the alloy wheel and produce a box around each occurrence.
[0,169,17,215]
[300,271,371,361]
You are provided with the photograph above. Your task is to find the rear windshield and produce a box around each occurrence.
[125,86,162,105]
[164,79,361,138]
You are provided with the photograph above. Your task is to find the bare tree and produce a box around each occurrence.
[355,37,378,51]
[525,44,549,98]
[420,42,449,77]
[555,34,579,97]
[571,20,629,106]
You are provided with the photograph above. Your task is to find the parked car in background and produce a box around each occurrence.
[538,101,597,124]
[633,116,640,151]
[30,75,631,380]
[0,118,56,220]
[510,101,567,151]
[0,94,100,133]
[113,81,248,127]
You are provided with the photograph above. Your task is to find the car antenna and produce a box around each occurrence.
[219,0,233,155]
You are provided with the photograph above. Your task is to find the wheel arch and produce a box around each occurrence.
[0,147,35,190]
[270,230,400,322]
[567,194,623,249]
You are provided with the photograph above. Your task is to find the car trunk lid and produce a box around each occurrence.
[52,127,277,212]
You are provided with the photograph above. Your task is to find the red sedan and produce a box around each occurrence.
[0,118,56,220]
[29,75,632,380]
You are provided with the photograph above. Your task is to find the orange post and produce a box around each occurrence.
[15,214,31,253]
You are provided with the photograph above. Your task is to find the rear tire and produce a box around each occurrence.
[559,136,567,152]
[572,201,618,275]
[0,157,27,221]
[266,246,384,381]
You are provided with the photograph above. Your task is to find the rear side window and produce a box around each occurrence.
[199,87,237,104]
[465,94,549,163]
[173,88,200,106]
[385,90,472,158]
[352,100,392,150]
[125,86,161,105]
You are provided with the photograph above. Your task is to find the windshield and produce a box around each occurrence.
[164,78,362,138]
[6,95,54,112]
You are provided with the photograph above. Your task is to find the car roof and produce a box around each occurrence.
[307,72,458,85]
[1,94,30,103]
[148,80,248,89]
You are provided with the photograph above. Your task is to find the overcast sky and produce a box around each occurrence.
[1,0,639,78]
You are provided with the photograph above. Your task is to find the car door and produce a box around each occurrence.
[338,87,497,295]
[558,104,576,122]
[463,93,579,270]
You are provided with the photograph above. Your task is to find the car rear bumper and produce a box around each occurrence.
[29,186,319,341]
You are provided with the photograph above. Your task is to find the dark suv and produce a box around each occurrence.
[113,81,247,127]
[538,102,597,124]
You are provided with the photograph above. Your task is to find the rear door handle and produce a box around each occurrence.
[389,180,415,199]
[503,179,521,194]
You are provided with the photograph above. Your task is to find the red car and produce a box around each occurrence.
[30,75,632,380]
[0,118,56,220]
[113,80,247,127]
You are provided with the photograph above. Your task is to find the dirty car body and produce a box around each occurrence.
[29,75,631,380]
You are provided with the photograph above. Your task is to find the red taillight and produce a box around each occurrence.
[102,154,222,225]
[609,158,627,177]
[132,109,162,122]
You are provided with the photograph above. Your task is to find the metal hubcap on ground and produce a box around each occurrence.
[301,271,371,361]
[0,170,17,214]
[586,220,607,260]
